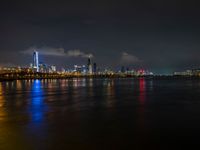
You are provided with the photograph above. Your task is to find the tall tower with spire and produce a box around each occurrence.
[33,51,39,72]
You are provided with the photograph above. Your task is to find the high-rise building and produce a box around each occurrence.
[74,65,82,73]
[121,66,125,73]
[88,65,92,74]
[82,65,87,74]
[33,51,39,72]
[93,63,97,73]
[87,58,91,66]
[87,57,92,74]
[51,65,56,72]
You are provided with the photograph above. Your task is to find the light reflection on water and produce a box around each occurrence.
[0,83,4,108]
[0,78,200,149]
[139,78,146,105]
[30,80,45,123]
[0,82,6,121]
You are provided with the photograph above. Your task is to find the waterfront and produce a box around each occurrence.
[1,78,200,149]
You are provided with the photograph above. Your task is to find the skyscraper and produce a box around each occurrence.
[87,57,92,74]
[33,51,39,72]
[121,66,125,73]
[93,63,97,74]
[87,58,91,66]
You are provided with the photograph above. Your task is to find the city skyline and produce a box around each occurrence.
[0,50,155,80]
[0,48,199,75]
[1,0,200,74]
[1,1,200,149]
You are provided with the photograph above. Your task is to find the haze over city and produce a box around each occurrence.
[1,0,200,74]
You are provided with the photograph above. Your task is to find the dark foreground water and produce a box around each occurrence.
[1,78,200,150]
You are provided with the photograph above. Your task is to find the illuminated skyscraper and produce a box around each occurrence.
[33,51,39,72]
[87,57,92,74]
[51,65,56,72]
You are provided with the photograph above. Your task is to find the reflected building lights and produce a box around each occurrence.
[30,80,45,123]
[0,83,6,122]
[82,78,86,87]
[87,78,94,98]
[137,78,147,134]
[0,83,4,108]
[105,79,115,109]
[88,78,93,87]
[72,78,87,87]
[139,78,146,105]
[16,80,22,90]
[60,79,68,88]
[72,78,79,87]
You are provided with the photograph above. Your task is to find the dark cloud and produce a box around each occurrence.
[120,52,141,65]
[21,47,94,58]
[0,0,200,73]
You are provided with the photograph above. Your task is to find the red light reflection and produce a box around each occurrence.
[139,78,146,104]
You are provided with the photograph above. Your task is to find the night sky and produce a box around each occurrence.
[0,0,200,74]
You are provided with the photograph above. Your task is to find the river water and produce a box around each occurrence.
[0,78,200,150]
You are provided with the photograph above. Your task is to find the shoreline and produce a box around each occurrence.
[0,75,200,82]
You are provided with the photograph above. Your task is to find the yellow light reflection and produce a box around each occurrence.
[0,83,30,150]
[0,83,5,108]
[0,83,7,124]
[16,80,22,90]
[106,79,115,109]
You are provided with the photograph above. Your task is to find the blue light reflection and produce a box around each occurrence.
[30,79,45,123]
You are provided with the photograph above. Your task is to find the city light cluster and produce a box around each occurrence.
[174,69,200,76]
[0,51,155,80]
